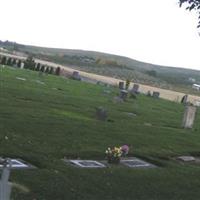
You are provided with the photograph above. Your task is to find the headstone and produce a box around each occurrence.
[120,90,128,101]
[35,80,45,85]
[181,95,188,104]
[131,84,139,94]
[72,71,81,81]
[147,91,152,97]
[0,158,12,200]
[20,62,24,69]
[96,107,107,121]
[152,91,160,98]
[16,77,26,81]
[113,96,123,103]
[121,158,155,168]
[177,156,196,162]
[0,158,36,169]
[119,82,124,90]
[69,160,106,168]
[125,112,137,117]
[182,105,197,129]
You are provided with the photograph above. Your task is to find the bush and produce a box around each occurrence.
[24,56,35,70]
[17,60,21,68]
[1,56,7,65]
[55,67,61,75]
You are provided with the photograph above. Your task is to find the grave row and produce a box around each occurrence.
[1,156,199,170]
[0,157,155,169]
[65,158,155,168]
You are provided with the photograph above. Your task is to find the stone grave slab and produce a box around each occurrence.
[16,77,26,81]
[0,159,36,169]
[67,160,106,168]
[121,157,155,168]
[125,112,137,117]
[177,156,196,162]
[35,80,45,85]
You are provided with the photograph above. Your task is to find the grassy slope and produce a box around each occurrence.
[0,66,200,200]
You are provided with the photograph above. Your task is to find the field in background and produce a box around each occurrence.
[1,51,200,105]
[1,41,200,96]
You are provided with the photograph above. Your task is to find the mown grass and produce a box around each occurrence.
[0,66,200,200]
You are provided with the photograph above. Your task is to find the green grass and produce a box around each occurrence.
[0,66,200,200]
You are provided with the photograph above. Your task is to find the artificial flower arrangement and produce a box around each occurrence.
[105,145,129,164]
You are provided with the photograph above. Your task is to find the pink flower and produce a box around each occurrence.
[121,145,129,155]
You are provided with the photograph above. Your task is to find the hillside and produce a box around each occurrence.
[1,40,200,95]
[1,65,200,199]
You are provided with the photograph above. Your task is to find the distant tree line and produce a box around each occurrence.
[0,55,61,76]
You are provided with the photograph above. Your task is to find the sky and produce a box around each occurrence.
[0,0,200,70]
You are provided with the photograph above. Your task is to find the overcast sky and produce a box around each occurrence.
[0,0,200,70]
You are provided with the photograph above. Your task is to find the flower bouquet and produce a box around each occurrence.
[105,145,129,164]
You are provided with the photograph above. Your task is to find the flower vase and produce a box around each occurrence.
[107,157,120,164]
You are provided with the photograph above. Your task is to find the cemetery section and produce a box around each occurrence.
[0,65,200,200]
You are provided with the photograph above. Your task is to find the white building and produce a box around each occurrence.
[192,84,200,91]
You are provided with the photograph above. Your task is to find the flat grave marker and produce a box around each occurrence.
[0,159,36,169]
[64,159,106,168]
[121,157,155,168]
[177,156,196,162]
[16,77,26,81]
[34,80,45,85]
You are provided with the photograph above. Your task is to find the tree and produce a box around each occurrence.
[7,57,12,66]
[45,67,50,74]
[55,67,61,76]
[35,63,41,71]
[17,60,22,68]
[24,56,35,70]
[49,67,54,74]
[40,65,45,72]
[179,0,200,28]
[125,79,130,90]
[12,59,17,66]
[1,56,7,65]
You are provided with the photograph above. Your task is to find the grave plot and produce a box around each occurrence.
[120,157,156,168]
[65,159,106,168]
[0,159,36,169]
[177,156,196,162]
[16,77,26,81]
[34,80,45,85]
[175,156,200,164]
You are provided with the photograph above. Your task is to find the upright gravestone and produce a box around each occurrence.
[182,105,197,129]
[152,91,160,98]
[72,71,81,81]
[20,62,24,69]
[120,90,128,101]
[119,82,124,90]
[147,91,152,97]
[181,95,188,104]
[0,158,12,200]
[131,84,139,94]
[96,107,107,121]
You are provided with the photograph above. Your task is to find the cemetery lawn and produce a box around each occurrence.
[1,66,200,200]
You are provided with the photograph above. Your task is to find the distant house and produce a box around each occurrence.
[192,84,200,91]
[189,77,196,83]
